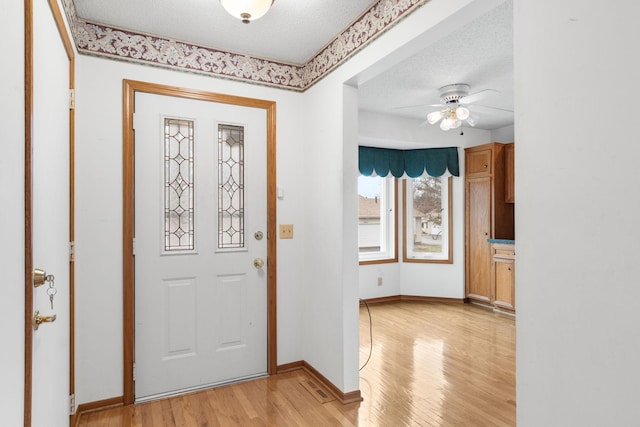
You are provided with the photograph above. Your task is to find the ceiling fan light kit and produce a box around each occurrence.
[395,83,510,132]
[455,106,470,120]
[220,0,275,24]
[427,110,444,124]
[429,106,470,131]
[427,84,478,131]
[440,110,461,131]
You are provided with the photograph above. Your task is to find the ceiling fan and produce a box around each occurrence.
[402,83,512,132]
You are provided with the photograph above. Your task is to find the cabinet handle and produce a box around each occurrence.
[483,164,488,168]
[484,232,488,236]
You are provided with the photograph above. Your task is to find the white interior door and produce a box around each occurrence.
[31,0,71,424]
[134,92,268,401]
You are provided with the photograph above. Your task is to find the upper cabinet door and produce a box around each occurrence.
[466,148,493,177]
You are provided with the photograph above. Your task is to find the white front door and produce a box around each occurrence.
[31,0,71,424]
[134,92,268,401]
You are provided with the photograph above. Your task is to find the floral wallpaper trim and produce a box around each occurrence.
[62,0,428,91]
[303,0,427,88]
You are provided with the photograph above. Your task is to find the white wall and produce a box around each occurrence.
[359,263,402,299]
[74,55,306,404]
[491,124,514,142]
[0,1,25,424]
[515,1,640,425]
[300,76,351,390]
[357,111,490,300]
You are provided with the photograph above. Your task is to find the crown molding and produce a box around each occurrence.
[62,0,428,91]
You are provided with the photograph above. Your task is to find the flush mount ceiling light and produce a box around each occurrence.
[220,0,275,24]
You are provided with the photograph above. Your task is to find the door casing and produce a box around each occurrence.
[122,80,277,405]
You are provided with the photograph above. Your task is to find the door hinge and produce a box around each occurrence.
[133,363,136,381]
[69,241,75,262]
[69,89,75,110]
[132,238,136,256]
[132,112,137,130]
[69,393,76,415]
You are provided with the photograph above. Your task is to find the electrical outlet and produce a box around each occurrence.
[377,276,383,286]
[279,224,294,239]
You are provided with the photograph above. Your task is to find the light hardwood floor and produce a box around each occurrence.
[77,302,515,426]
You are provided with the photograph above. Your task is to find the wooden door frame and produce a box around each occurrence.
[24,0,75,425]
[122,80,277,405]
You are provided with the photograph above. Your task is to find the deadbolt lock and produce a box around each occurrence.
[33,268,55,288]
[34,268,46,287]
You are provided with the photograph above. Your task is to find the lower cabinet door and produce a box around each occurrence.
[493,258,515,311]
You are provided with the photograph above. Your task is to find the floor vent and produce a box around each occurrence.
[300,379,335,404]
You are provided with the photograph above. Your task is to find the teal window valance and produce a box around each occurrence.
[358,146,459,178]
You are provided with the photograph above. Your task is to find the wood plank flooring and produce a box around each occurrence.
[77,302,515,426]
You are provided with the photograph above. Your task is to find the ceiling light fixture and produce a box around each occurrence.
[429,106,473,131]
[220,0,275,24]
[426,84,478,132]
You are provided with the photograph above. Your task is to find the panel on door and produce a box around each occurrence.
[467,177,491,301]
[134,92,268,401]
[494,259,515,310]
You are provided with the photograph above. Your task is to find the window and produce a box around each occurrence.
[403,175,452,263]
[358,176,397,264]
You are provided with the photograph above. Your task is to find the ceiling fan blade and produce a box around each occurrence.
[392,103,446,110]
[418,118,431,128]
[466,115,479,127]
[470,103,514,114]
[459,89,499,105]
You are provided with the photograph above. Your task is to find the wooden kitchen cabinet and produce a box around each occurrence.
[465,143,514,305]
[491,243,515,313]
[504,142,515,203]
[466,147,493,176]
[466,176,492,302]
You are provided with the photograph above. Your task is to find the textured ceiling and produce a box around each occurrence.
[358,0,513,130]
[71,0,513,130]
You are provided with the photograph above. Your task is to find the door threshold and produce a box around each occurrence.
[135,372,268,404]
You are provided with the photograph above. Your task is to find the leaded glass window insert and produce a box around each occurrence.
[164,118,195,251]
[218,124,245,249]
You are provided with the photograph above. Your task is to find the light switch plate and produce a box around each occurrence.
[279,224,294,239]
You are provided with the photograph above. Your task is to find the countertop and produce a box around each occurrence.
[487,239,515,245]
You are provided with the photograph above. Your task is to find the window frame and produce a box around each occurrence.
[402,175,453,264]
[358,177,399,265]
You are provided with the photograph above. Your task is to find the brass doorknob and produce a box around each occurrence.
[33,310,56,331]
[253,258,265,268]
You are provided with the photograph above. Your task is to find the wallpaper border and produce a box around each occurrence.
[62,0,429,91]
